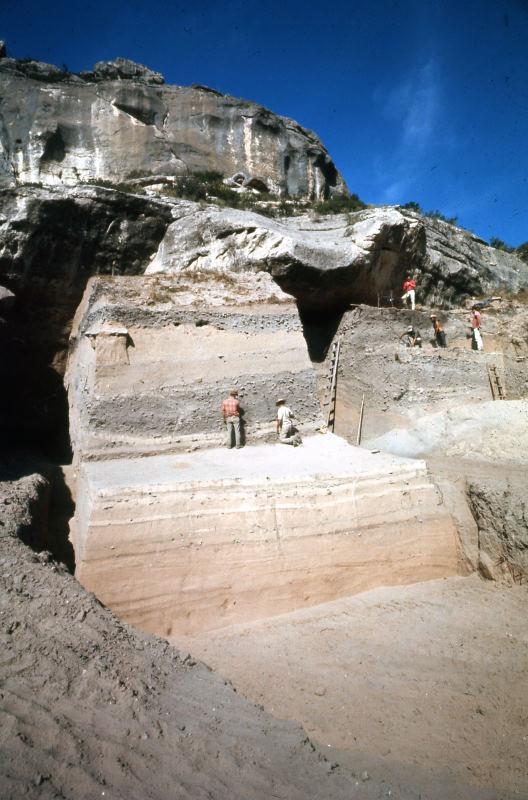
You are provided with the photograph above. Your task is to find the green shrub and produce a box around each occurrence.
[401,201,422,213]
[489,236,515,253]
[515,242,528,263]
[314,193,366,215]
[401,202,457,226]
[424,209,458,225]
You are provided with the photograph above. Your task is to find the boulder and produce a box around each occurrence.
[0,284,15,311]
[146,203,528,311]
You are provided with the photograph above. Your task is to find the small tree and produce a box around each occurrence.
[489,237,515,253]
[425,209,458,225]
[515,242,528,263]
[402,201,422,213]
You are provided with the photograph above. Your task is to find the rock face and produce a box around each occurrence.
[417,212,528,307]
[0,185,173,280]
[0,56,347,199]
[468,478,528,581]
[0,186,174,456]
[146,203,528,312]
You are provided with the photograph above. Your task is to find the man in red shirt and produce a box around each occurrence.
[470,306,483,351]
[401,276,416,310]
[222,389,242,448]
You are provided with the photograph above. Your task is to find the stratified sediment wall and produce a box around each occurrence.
[72,437,463,636]
[66,274,322,460]
[67,275,466,637]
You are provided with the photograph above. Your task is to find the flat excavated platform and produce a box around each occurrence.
[81,433,418,488]
[72,435,464,637]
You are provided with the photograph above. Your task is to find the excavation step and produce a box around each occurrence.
[71,434,464,637]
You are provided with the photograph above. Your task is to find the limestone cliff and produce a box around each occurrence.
[0,55,347,200]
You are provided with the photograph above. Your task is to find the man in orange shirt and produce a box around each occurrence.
[401,276,416,310]
[222,389,242,448]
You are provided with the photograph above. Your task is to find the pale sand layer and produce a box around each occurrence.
[177,573,528,797]
[73,436,462,637]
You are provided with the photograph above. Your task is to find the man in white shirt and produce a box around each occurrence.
[276,398,302,446]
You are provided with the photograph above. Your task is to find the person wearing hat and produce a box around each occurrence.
[399,324,422,348]
[430,315,447,348]
[222,389,242,449]
[276,398,302,446]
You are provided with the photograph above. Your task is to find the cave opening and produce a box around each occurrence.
[41,127,67,163]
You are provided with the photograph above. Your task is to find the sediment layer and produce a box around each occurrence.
[72,435,464,636]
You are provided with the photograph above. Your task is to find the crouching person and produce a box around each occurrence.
[276,398,302,446]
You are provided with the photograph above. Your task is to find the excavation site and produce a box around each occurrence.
[1,50,528,800]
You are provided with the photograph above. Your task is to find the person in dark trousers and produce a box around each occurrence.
[222,389,242,448]
[430,315,447,347]
[399,325,422,347]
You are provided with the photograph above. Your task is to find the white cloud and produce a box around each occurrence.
[372,60,449,203]
[383,59,441,148]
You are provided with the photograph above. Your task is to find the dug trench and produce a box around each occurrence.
[2,275,528,799]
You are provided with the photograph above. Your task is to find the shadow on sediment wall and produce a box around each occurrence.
[0,453,76,573]
[297,304,345,362]
[0,279,79,571]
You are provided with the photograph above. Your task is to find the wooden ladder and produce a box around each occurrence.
[487,364,506,400]
[322,339,340,430]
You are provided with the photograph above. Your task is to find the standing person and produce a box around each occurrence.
[401,276,416,311]
[470,306,483,350]
[222,389,242,449]
[276,398,302,446]
[430,315,447,348]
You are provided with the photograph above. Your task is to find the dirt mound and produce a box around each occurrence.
[1,472,358,800]
[3,471,520,800]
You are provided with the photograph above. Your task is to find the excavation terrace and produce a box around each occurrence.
[67,274,463,638]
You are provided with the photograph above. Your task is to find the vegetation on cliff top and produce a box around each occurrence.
[83,171,366,218]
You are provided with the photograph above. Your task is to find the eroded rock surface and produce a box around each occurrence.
[0,56,346,199]
[146,203,528,311]
[0,185,173,279]
[468,479,528,581]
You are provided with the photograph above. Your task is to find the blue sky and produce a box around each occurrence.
[3,0,527,245]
